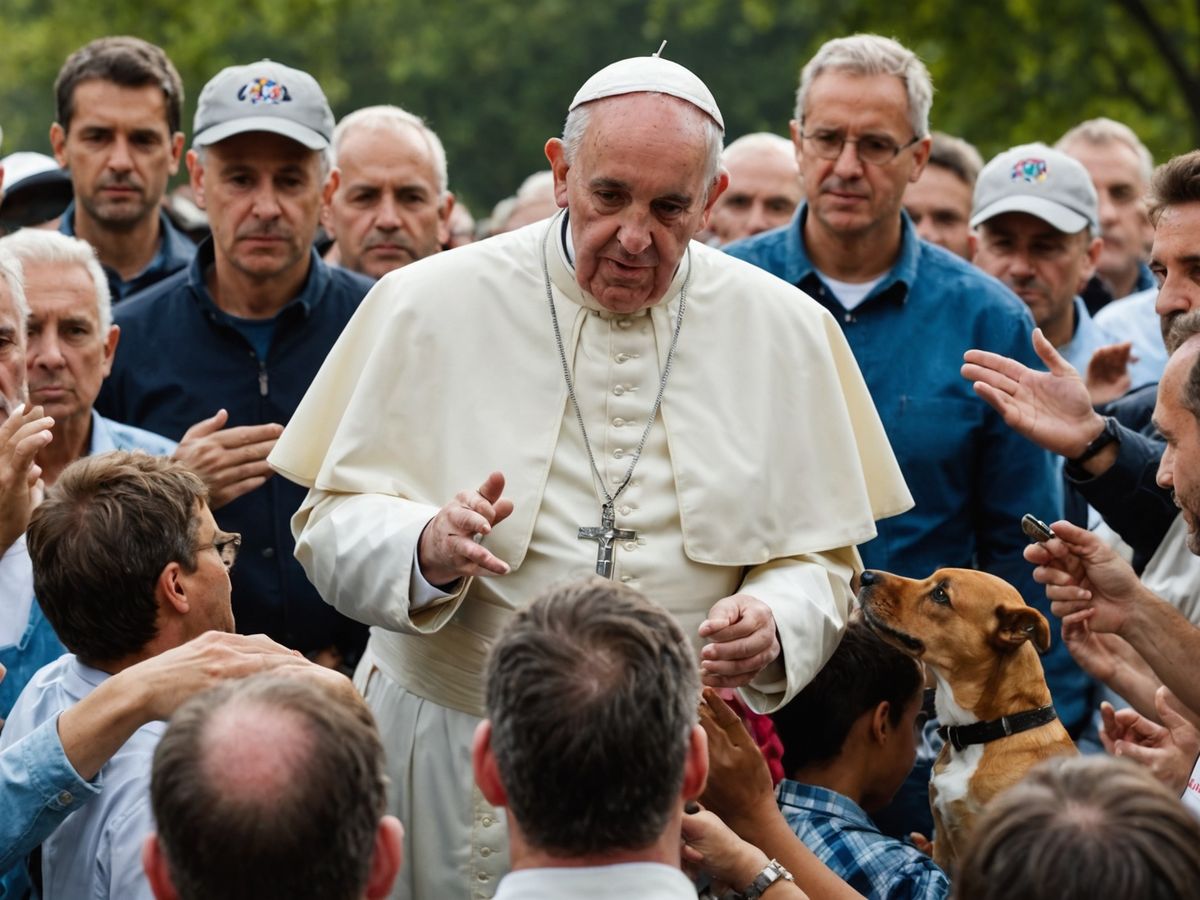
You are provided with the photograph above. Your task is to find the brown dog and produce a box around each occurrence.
[858,567,1076,872]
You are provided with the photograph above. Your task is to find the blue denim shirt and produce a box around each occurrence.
[727,207,1092,733]
[778,780,949,900]
[59,203,195,302]
[0,716,100,898]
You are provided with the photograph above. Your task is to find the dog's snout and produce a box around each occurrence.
[860,570,880,586]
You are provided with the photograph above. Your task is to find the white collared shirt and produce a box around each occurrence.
[493,862,698,900]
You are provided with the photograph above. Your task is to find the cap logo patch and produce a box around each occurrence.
[237,77,291,106]
[1011,158,1048,184]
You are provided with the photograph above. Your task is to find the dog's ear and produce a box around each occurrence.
[992,605,1052,653]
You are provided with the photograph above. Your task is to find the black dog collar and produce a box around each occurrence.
[937,705,1058,752]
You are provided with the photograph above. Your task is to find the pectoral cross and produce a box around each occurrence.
[578,503,637,579]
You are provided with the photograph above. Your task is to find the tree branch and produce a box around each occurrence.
[1112,0,1200,143]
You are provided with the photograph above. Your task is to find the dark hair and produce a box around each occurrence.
[772,619,923,773]
[927,131,984,187]
[485,577,700,856]
[955,755,1200,900]
[1148,150,1200,226]
[151,674,386,900]
[55,36,183,135]
[27,451,206,666]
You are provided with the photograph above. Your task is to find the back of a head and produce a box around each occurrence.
[151,673,387,900]
[955,755,1200,900]
[485,577,699,857]
[27,451,207,666]
[772,619,922,773]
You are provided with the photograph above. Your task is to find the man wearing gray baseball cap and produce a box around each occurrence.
[972,143,1117,373]
[95,59,375,669]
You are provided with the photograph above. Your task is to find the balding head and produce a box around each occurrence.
[710,133,801,245]
[147,673,402,900]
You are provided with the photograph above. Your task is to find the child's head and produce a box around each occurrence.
[772,619,925,811]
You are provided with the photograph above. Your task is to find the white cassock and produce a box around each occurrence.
[269,211,912,900]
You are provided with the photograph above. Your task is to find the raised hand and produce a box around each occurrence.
[417,471,514,587]
[174,409,283,509]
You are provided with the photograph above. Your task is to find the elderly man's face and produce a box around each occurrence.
[50,81,183,230]
[189,132,325,282]
[794,71,930,242]
[974,213,1099,339]
[709,147,801,245]
[0,278,26,412]
[321,124,449,279]
[1061,139,1152,288]
[1155,340,1200,554]
[546,94,727,313]
[25,259,118,428]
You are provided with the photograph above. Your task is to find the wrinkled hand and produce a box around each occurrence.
[961,328,1107,458]
[1101,687,1200,795]
[681,808,770,892]
[1085,342,1135,406]
[173,409,282,510]
[698,687,775,829]
[0,404,54,554]
[698,594,780,688]
[1024,520,1144,636]
[417,471,514,587]
[127,630,309,721]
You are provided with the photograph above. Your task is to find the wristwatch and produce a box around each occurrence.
[740,858,794,899]
[1068,415,1121,467]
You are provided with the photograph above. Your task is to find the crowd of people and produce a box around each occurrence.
[2,27,1200,900]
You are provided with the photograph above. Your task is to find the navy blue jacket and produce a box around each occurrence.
[96,240,374,658]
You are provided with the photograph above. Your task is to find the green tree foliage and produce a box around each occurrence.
[1,0,1195,216]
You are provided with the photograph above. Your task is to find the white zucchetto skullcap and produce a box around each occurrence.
[570,54,724,131]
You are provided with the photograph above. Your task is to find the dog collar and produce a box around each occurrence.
[937,704,1058,752]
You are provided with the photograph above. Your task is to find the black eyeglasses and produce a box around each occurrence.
[801,129,921,166]
[197,532,242,570]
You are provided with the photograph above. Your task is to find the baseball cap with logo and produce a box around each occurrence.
[192,59,334,150]
[970,143,1099,234]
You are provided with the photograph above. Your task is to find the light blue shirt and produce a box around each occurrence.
[87,409,177,457]
[0,655,161,900]
[0,716,100,876]
[1093,287,1165,390]
[1059,295,1121,375]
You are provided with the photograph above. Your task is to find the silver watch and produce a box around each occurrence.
[741,858,794,899]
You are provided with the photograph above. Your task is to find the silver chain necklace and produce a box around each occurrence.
[539,213,690,577]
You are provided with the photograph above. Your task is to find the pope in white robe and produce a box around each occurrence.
[270,55,911,900]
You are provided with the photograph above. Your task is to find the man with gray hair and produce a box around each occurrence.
[321,105,453,280]
[727,34,1082,791]
[708,132,801,246]
[903,131,983,259]
[271,51,910,898]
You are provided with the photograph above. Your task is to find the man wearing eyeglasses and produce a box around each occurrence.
[727,34,1087,837]
[0,452,241,900]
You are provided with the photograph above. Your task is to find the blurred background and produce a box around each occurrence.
[1,0,1197,216]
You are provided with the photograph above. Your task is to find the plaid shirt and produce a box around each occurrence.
[778,780,950,900]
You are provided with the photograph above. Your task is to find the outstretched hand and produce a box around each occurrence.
[174,409,283,509]
[962,328,1107,458]
[1100,687,1200,795]
[1024,519,1145,636]
[697,687,775,830]
[1085,341,1135,406]
[417,471,514,587]
[699,595,780,688]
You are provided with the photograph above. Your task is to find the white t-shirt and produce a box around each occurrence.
[816,271,885,311]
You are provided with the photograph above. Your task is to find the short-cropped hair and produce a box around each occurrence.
[1056,117,1154,186]
[927,132,984,187]
[55,36,184,135]
[0,229,112,331]
[332,104,449,196]
[796,34,933,139]
[485,577,700,856]
[151,674,387,900]
[773,619,923,773]
[954,755,1200,900]
[1148,150,1200,226]
[28,451,207,666]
